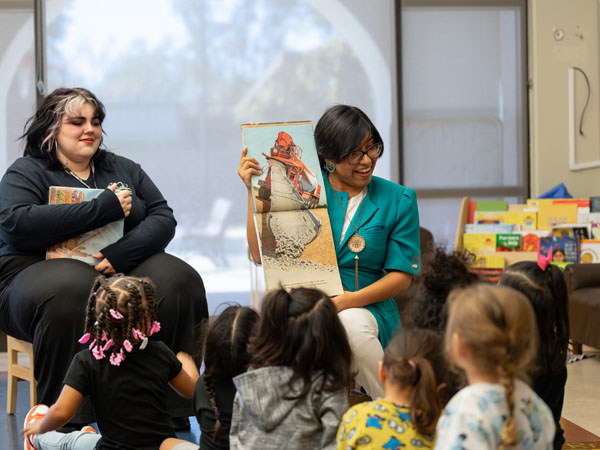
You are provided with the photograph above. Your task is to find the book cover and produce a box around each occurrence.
[552,224,591,241]
[590,196,600,212]
[580,240,600,263]
[537,203,578,230]
[496,234,521,252]
[521,233,541,252]
[468,201,477,224]
[504,210,537,231]
[46,187,124,265]
[241,121,343,296]
[464,223,513,234]
[476,201,508,212]
[474,211,506,225]
[472,254,505,269]
[552,198,590,208]
[540,236,578,263]
[577,212,600,225]
[463,233,496,254]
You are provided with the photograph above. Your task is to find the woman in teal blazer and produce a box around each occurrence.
[239,105,420,398]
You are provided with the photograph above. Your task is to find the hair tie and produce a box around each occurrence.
[101,331,108,341]
[78,333,91,344]
[92,344,105,360]
[109,308,123,320]
[102,339,113,352]
[140,336,149,350]
[89,339,96,351]
[408,359,416,370]
[149,321,161,336]
[123,340,133,352]
[537,247,552,271]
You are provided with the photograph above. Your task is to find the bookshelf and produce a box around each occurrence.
[454,196,538,266]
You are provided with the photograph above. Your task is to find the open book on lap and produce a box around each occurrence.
[46,186,124,266]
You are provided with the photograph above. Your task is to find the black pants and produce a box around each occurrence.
[0,252,208,423]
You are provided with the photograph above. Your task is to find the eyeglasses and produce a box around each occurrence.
[345,143,383,165]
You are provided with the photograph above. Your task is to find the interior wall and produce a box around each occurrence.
[529,0,600,197]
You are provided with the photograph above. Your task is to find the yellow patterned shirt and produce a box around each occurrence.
[337,399,435,450]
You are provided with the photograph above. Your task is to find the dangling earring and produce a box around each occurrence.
[325,161,335,173]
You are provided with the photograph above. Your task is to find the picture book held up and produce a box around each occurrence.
[242,121,343,296]
[46,186,124,265]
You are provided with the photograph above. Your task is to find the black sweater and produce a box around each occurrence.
[0,154,176,274]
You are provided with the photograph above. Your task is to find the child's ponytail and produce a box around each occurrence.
[409,355,442,435]
[384,328,446,435]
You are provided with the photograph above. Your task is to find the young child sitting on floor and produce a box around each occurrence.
[435,284,555,449]
[499,260,570,450]
[337,327,447,449]
[229,287,354,450]
[22,275,199,450]
[190,305,259,450]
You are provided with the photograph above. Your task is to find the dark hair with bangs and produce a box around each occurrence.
[20,87,114,170]
[314,104,384,170]
[249,287,353,399]
[499,261,569,378]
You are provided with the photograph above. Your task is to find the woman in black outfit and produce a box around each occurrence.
[0,87,208,426]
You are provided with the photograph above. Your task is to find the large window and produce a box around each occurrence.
[0,1,35,175]
[23,0,399,312]
[400,0,528,247]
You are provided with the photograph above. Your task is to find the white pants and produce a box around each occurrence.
[338,307,384,399]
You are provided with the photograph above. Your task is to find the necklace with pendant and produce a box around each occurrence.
[332,188,366,290]
[64,162,97,189]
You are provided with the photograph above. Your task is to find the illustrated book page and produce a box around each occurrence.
[241,121,343,296]
[46,186,124,266]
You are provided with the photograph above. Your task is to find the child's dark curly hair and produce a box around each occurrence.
[78,275,159,366]
[410,247,480,332]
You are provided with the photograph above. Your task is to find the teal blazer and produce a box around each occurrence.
[323,172,421,348]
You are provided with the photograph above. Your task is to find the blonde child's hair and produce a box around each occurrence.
[445,284,539,448]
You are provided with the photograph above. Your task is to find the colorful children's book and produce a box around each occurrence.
[476,201,508,212]
[242,121,343,296]
[580,240,600,263]
[496,234,521,252]
[537,202,578,230]
[475,211,506,225]
[472,254,505,269]
[552,224,591,241]
[46,187,124,265]
[540,236,579,263]
[520,233,542,252]
[504,210,537,231]
[463,234,496,254]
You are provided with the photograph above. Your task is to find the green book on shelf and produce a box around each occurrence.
[476,201,508,212]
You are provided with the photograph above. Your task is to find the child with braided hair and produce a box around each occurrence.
[22,275,200,450]
[435,284,555,450]
[336,327,447,449]
[187,305,259,450]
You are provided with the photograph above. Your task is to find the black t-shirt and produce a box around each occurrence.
[194,375,236,450]
[65,340,182,450]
